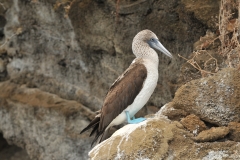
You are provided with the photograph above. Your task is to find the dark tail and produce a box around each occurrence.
[80,115,100,134]
[80,114,106,146]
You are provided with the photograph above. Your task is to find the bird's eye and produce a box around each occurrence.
[150,38,154,42]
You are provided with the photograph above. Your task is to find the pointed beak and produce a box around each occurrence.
[155,40,173,58]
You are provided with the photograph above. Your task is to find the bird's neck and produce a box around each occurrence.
[132,44,159,66]
[146,49,159,66]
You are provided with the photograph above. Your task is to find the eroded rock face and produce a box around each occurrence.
[173,68,240,126]
[0,81,93,160]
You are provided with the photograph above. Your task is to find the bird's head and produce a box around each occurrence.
[132,29,173,59]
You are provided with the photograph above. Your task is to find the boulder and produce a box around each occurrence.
[89,114,240,159]
[173,68,240,126]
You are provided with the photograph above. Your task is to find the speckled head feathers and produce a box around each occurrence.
[133,29,158,43]
[132,29,173,59]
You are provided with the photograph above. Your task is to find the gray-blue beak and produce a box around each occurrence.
[148,39,173,58]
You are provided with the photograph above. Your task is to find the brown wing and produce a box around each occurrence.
[99,60,147,131]
[80,59,147,146]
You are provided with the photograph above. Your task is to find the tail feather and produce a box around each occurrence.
[80,114,107,146]
[91,129,105,147]
[80,115,100,134]
[90,123,99,137]
[80,114,104,146]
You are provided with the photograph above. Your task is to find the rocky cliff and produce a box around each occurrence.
[2,0,239,160]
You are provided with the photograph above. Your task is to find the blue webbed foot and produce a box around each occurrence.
[128,117,146,124]
[125,111,146,124]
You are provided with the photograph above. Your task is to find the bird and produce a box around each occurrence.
[80,29,173,146]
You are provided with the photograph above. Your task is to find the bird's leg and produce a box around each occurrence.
[125,111,146,124]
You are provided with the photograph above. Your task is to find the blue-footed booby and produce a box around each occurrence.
[80,29,173,145]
